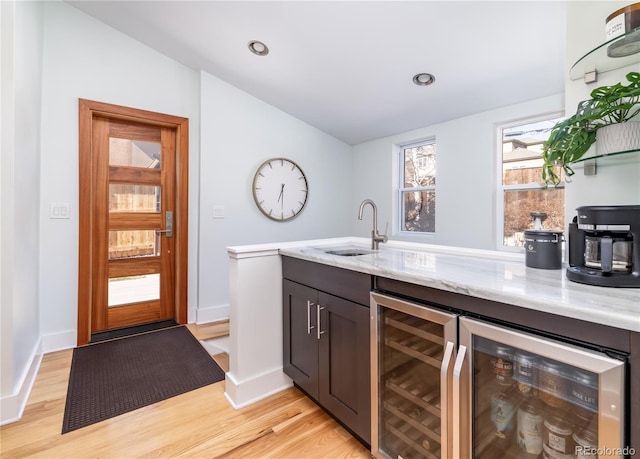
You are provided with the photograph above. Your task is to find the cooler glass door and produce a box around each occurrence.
[458,317,626,459]
[371,292,457,459]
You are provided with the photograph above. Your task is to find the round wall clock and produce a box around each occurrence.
[252,158,309,221]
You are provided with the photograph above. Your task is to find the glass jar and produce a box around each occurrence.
[539,359,568,409]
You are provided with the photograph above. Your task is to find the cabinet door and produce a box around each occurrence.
[318,291,371,444]
[283,279,319,399]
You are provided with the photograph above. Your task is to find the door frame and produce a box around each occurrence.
[77,99,189,346]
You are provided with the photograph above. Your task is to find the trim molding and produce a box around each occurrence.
[42,330,76,353]
[224,369,292,410]
[195,304,229,324]
[0,339,43,426]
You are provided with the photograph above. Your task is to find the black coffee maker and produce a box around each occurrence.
[567,205,640,287]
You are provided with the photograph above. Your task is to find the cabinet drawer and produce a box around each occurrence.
[282,256,372,306]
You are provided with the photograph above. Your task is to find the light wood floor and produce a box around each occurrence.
[185,320,230,342]
[0,323,371,459]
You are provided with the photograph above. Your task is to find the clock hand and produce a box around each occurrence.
[278,183,284,208]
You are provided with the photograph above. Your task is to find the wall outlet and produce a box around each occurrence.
[50,202,70,219]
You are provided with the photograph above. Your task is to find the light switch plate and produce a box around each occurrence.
[50,202,70,219]
[213,206,225,219]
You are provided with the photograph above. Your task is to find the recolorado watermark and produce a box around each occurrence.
[575,445,636,457]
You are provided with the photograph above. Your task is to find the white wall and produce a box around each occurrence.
[350,1,640,250]
[351,94,564,250]
[38,0,200,340]
[198,71,352,321]
[563,1,640,217]
[1,0,44,419]
[0,0,17,404]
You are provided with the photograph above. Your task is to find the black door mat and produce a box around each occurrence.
[90,319,177,343]
[62,325,225,433]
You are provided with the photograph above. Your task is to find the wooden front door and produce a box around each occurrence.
[78,99,189,345]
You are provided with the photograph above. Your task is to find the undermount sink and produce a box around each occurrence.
[321,247,375,257]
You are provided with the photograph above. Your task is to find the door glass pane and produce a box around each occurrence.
[402,191,436,233]
[108,274,160,307]
[109,230,159,260]
[109,138,161,168]
[472,337,598,458]
[378,307,445,458]
[109,184,161,213]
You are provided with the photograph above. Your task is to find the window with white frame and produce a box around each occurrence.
[399,140,436,233]
[498,114,565,250]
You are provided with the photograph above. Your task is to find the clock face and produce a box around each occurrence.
[252,158,308,221]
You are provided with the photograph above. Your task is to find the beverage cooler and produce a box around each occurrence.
[370,292,627,459]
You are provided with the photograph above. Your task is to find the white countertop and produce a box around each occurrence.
[276,237,640,333]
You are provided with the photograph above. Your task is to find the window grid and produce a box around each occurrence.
[498,114,565,250]
[399,140,436,234]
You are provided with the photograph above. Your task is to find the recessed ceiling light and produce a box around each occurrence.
[248,40,269,56]
[413,73,436,86]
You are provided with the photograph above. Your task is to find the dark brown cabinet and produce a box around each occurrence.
[282,257,372,445]
[281,254,640,454]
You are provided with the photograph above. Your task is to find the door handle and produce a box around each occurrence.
[156,211,173,237]
[452,344,467,459]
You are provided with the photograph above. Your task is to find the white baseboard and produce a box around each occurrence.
[42,329,76,353]
[200,335,230,355]
[0,339,43,426]
[224,368,292,410]
[1,329,76,425]
[195,303,229,324]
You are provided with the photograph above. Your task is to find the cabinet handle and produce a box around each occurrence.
[440,341,456,459]
[452,344,467,459]
[316,305,326,340]
[307,300,315,334]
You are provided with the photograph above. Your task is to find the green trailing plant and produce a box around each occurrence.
[541,71,640,186]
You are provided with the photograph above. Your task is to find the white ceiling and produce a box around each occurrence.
[66,1,567,145]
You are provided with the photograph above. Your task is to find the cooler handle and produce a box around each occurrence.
[440,341,455,459]
[452,345,467,459]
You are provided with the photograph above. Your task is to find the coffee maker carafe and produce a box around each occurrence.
[567,205,640,287]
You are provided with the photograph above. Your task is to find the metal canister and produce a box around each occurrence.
[515,350,538,397]
[492,345,514,386]
[517,400,543,455]
[539,359,568,408]
[570,368,598,411]
[491,391,516,437]
[573,427,598,458]
[543,414,574,455]
[542,442,573,459]
[572,406,596,434]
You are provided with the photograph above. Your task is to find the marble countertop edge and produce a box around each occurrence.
[276,238,640,333]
